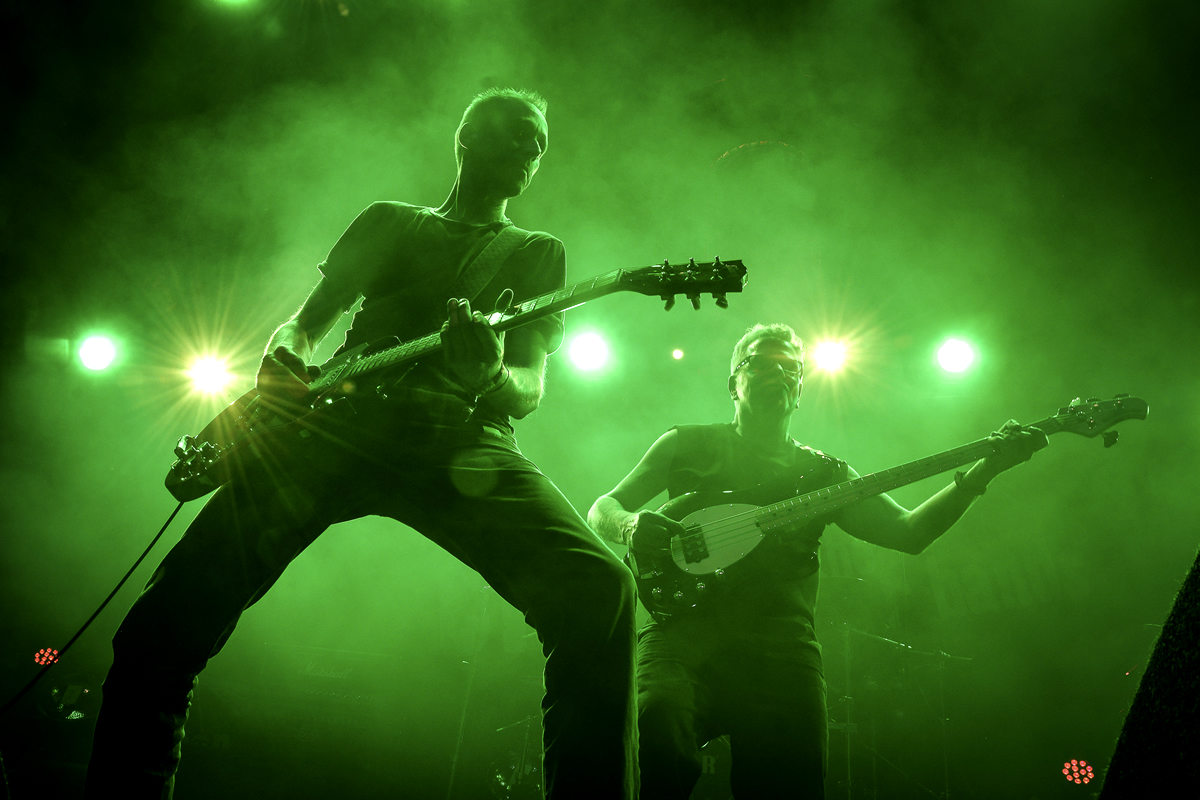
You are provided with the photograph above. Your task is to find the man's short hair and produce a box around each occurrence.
[455,87,548,164]
[730,323,805,374]
[464,87,548,119]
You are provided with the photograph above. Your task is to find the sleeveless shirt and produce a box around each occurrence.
[660,422,847,668]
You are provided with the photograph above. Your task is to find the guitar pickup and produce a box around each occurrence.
[680,530,709,564]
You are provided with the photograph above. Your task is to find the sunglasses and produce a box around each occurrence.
[733,354,804,379]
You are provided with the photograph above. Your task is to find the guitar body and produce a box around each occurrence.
[165,341,414,501]
[626,477,829,621]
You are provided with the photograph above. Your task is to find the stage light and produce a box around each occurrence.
[78,336,116,371]
[811,341,847,373]
[937,338,975,373]
[672,349,684,360]
[1062,759,1094,785]
[187,357,235,393]
[35,648,60,666]
[569,333,609,371]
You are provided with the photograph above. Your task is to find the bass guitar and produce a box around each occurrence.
[627,395,1148,621]
[165,258,747,502]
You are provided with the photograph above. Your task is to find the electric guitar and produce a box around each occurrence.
[165,258,748,502]
[627,395,1148,621]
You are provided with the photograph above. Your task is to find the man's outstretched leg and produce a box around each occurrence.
[85,470,346,798]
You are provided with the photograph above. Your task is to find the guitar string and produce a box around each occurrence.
[671,410,1111,557]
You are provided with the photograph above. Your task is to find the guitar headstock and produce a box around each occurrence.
[1039,395,1149,446]
[619,258,748,310]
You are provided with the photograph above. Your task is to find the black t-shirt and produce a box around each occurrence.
[661,422,847,667]
[318,202,566,427]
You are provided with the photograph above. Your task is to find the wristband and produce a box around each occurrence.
[475,364,510,396]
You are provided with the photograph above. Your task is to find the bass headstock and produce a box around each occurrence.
[1038,395,1149,447]
[619,258,748,310]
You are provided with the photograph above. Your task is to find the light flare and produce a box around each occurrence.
[187,357,236,394]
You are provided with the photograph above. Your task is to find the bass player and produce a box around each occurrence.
[588,322,1046,798]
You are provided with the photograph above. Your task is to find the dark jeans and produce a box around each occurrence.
[636,617,827,799]
[84,408,638,799]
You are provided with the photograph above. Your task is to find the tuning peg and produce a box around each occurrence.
[713,256,723,266]
[662,295,676,311]
[1103,431,1119,448]
[714,293,729,309]
[688,294,701,310]
[174,435,196,459]
[661,259,674,273]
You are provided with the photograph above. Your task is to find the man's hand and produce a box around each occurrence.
[979,420,1049,478]
[440,292,510,393]
[256,345,320,405]
[629,511,686,555]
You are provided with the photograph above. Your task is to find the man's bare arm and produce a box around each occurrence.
[257,277,357,402]
[588,431,684,551]
[836,421,1048,555]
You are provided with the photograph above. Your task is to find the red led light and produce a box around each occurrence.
[1063,758,1095,785]
[34,648,60,666]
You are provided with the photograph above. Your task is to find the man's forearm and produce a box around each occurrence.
[903,460,993,552]
[588,496,638,547]
[483,363,544,419]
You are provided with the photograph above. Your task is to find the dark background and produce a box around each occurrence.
[1,1,1197,797]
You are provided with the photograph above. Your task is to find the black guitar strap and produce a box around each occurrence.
[449,223,529,308]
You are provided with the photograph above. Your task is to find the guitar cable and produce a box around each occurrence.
[0,501,186,721]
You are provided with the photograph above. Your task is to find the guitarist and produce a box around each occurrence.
[85,89,638,799]
[588,323,1046,798]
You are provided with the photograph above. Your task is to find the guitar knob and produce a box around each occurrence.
[651,588,663,601]
[695,581,707,594]
[714,569,725,579]
[673,591,685,603]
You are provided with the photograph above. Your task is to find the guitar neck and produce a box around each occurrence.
[338,270,628,381]
[757,414,1058,532]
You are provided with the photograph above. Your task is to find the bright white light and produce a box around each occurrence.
[188,357,235,393]
[79,337,116,371]
[937,339,975,373]
[569,333,609,371]
[672,349,684,360]
[812,341,847,372]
